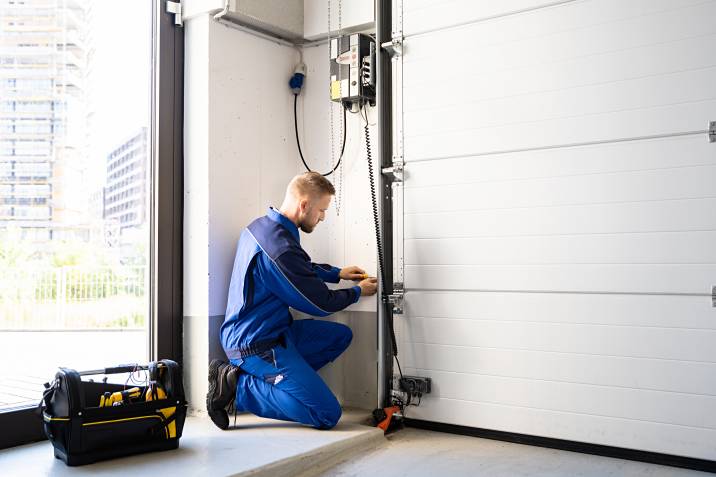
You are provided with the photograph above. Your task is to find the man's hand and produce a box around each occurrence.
[358,277,378,296]
[340,265,367,281]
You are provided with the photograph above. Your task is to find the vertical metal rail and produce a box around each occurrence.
[376,0,407,408]
[376,0,394,408]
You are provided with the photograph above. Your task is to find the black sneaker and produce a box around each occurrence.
[206,359,241,430]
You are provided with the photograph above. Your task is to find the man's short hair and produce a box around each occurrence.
[291,172,335,198]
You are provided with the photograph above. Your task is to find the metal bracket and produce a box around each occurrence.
[385,282,404,314]
[709,121,715,143]
[166,1,183,27]
[381,156,404,182]
[712,286,716,307]
[381,37,403,58]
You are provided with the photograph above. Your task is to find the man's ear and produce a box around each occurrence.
[299,198,309,214]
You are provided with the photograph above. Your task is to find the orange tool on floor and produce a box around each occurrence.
[373,405,402,433]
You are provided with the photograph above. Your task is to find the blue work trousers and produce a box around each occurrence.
[230,319,353,429]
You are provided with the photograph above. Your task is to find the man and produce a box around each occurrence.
[207,172,378,430]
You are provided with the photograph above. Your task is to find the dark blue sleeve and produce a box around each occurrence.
[311,263,341,283]
[260,251,360,317]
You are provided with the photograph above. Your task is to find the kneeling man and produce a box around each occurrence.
[207,172,377,430]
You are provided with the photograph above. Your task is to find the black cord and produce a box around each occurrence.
[293,93,347,177]
[363,115,385,292]
[362,103,403,380]
[293,94,404,382]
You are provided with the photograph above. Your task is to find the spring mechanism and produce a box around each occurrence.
[364,121,386,292]
[364,115,401,366]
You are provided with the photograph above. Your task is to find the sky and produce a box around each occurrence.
[86,0,152,187]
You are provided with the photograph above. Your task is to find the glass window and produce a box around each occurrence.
[14,161,50,177]
[0,0,155,424]
[13,184,51,197]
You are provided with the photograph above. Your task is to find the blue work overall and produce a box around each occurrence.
[220,207,361,429]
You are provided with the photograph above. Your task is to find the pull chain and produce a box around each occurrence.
[335,0,344,216]
[327,0,338,215]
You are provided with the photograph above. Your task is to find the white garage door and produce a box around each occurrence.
[396,0,716,460]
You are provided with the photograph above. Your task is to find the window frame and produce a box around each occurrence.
[0,0,184,450]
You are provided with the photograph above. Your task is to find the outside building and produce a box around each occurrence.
[0,0,152,415]
[103,127,148,234]
[0,0,92,243]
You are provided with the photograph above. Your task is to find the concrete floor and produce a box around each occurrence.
[1,411,712,477]
[0,409,383,477]
[320,428,712,477]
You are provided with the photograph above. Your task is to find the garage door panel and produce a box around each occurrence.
[405,67,716,140]
[404,100,716,161]
[403,0,709,39]
[399,317,716,362]
[404,0,563,35]
[404,164,716,213]
[404,2,716,92]
[404,291,716,329]
[405,232,716,265]
[402,397,716,460]
[397,0,716,461]
[405,264,714,294]
[406,199,716,239]
[404,135,715,187]
[402,343,716,395]
[400,369,716,430]
[407,34,716,113]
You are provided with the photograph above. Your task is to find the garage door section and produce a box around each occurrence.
[396,0,716,461]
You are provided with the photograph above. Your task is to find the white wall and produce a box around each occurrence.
[206,23,300,318]
[299,42,379,313]
[183,8,380,412]
[183,0,373,39]
[182,0,224,21]
[304,0,374,40]
[183,14,211,410]
[296,40,380,408]
[183,14,301,412]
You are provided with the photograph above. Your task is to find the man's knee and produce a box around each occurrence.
[315,396,342,429]
[336,322,353,350]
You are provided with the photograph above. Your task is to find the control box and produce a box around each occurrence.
[330,33,376,106]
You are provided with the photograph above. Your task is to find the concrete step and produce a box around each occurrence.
[0,408,386,477]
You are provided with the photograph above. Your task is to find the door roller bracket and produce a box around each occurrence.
[381,158,403,182]
[384,282,404,314]
[381,37,403,58]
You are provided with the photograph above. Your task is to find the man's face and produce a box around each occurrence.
[298,193,331,233]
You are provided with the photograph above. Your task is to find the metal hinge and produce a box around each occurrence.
[709,121,715,143]
[381,156,404,182]
[381,37,403,58]
[166,1,182,27]
[384,282,404,314]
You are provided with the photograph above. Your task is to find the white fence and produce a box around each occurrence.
[0,266,148,329]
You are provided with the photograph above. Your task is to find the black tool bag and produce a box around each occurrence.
[39,360,188,466]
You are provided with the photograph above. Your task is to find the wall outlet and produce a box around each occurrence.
[399,376,432,396]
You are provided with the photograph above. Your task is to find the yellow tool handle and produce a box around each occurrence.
[146,384,176,438]
[99,392,110,407]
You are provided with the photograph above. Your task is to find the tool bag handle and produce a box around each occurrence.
[78,364,147,376]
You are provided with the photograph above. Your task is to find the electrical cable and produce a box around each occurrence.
[361,103,403,381]
[293,93,347,177]
[124,364,147,390]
